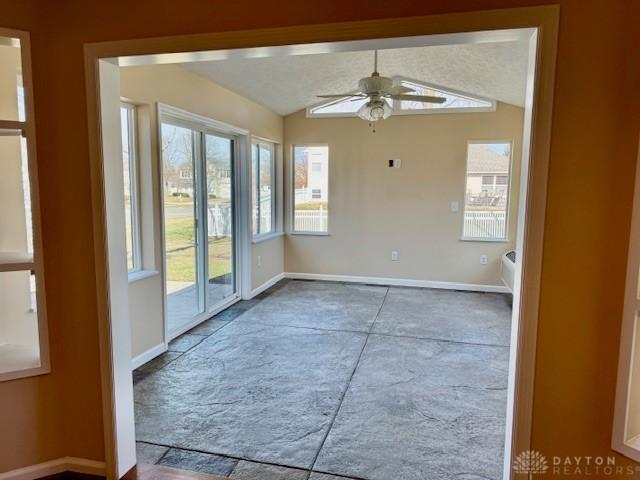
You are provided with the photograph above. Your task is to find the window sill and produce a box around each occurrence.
[252,232,284,244]
[288,231,330,236]
[0,344,49,382]
[128,269,159,283]
[460,237,509,243]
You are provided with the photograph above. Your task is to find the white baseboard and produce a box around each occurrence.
[131,342,167,370]
[284,272,510,293]
[0,456,106,480]
[249,272,286,298]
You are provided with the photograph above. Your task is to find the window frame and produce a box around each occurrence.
[613,141,640,462]
[305,77,497,118]
[290,144,330,236]
[0,28,50,382]
[460,139,513,243]
[120,102,142,274]
[251,139,277,240]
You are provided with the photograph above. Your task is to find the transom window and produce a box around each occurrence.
[0,29,49,381]
[396,79,494,112]
[306,78,496,118]
[252,141,276,237]
[462,141,512,241]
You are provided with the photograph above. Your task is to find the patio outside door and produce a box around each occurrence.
[161,119,237,338]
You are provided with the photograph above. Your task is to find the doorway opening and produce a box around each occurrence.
[86,9,557,480]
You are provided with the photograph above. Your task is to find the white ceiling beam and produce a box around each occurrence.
[117,28,535,67]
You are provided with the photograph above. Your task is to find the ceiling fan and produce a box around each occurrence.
[317,50,447,123]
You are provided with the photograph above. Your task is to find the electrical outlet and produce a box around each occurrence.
[257,255,262,267]
[391,251,399,261]
[480,255,488,265]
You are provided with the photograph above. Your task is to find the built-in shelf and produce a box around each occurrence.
[0,119,25,135]
[0,343,40,376]
[0,252,35,272]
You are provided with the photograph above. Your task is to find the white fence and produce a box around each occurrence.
[206,205,504,238]
[463,211,506,239]
[294,208,328,232]
[208,204,232,237]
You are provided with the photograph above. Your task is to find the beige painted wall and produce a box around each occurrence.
[120,64,284,358]
[284,103,524,286]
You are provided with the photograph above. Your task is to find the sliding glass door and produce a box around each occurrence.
[161,119,237,337]
[205,134,235,309]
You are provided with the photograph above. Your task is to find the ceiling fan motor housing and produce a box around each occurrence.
[359,75,394,96]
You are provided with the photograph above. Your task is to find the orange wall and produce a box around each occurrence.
[1,0,639,475]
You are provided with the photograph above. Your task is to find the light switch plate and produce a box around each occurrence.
[388,159,401,168]
[451,201,459,212]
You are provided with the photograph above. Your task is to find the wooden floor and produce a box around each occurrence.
[123,464,227,480]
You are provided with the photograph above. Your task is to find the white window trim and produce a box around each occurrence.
[252,139,277,240]
[121,102,143,275]
[305,76,497,118]
[613,142,640,462]
[290,144,330,235]
[460,139,513,243]
[0,28,50,382]
[252,231,284,244]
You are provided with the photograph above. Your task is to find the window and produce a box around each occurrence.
[0,30,49,381]
[120,103,141,272]
[462,141,512,241]
[292,145,329,233]
[613,144,640,462]
[252,141,275,237]
[307,96,369,116]
[395,79,495,113]
[306,77,496,118]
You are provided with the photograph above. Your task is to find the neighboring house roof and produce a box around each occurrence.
[467,144,510,174]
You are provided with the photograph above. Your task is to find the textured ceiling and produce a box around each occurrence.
[180,41,529,116]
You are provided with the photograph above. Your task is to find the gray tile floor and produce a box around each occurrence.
[134,280,512,480]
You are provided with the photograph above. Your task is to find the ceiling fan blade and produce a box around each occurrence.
[389,94,447,104]
[389,85,415,94]
[316,94,366,99]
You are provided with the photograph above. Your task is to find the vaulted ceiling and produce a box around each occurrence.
[180,41,530,116]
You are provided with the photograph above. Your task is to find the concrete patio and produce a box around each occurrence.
[134,280,512,480]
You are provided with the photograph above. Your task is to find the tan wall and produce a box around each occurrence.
[120,64,285,357]
[284,103,523,286]
[1,0,639,475]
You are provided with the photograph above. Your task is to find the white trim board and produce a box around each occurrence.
[284,272,510,293]
[131,342,167,370]
[167,294,241,341]
[250,272,286,298]
[0,457,106,480]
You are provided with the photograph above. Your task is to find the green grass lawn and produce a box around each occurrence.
[165,214,232,282]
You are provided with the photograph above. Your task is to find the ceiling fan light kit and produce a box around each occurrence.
[316,50,447,130]
[357,97,392,122]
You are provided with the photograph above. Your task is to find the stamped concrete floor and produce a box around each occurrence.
[134,280,512,480]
